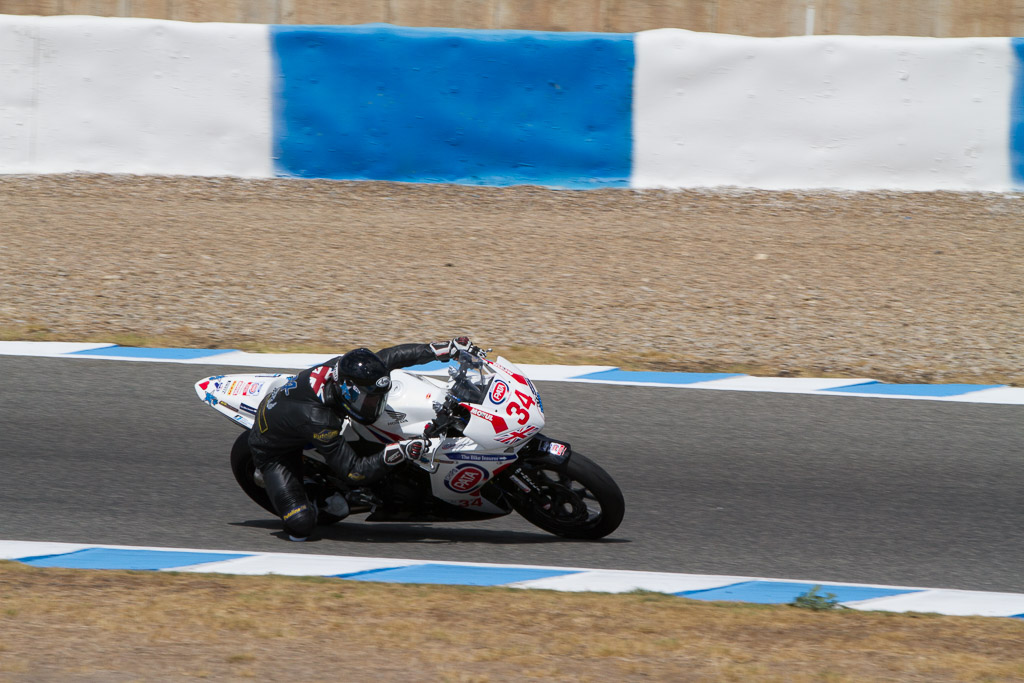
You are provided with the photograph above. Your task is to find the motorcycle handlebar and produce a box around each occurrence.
[425,395,464,438]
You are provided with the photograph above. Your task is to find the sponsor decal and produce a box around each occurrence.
[239,403,258,415]
[203,392,218,407]
[309,365,334,400]
[547,442,568,456]
[489,380,509,405]
[447,452,518,462]
[280,378,298,396]
[243,382,263,396]
[312,429,340,442]
[526,378,544,413]
[385,408,407,425]
[444,464,490,493]
[464,404,509,433]
[217,400,237,412]
[496,424,539,445]
[282,505,308,521]
[198,380,210,391]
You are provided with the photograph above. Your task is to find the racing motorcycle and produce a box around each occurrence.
[194,346,624,539]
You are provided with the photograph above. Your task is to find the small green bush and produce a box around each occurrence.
[791,585,842,611]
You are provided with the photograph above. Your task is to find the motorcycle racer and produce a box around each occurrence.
[248,337,473,541]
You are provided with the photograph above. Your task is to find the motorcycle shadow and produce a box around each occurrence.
[232,519,630,545]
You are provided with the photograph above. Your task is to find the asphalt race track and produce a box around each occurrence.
[2,356,1021,593]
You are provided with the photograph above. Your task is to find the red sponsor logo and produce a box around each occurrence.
[489,380,508,404]
[198,381,210,391]
[464,404,509,433]
[444,464,489,493]
[548,442,568,456]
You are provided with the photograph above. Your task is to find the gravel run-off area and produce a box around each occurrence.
[1,174,1021,386]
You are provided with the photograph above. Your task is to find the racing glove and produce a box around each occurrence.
[382,437,430,466]
[429,336,474,362]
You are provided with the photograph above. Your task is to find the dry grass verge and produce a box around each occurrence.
[0,561,1022,682]
[2,175,1022,387]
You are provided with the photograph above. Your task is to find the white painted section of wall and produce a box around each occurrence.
[0,15,272,177]
[0,18,38,167]
[632,29,1014,191]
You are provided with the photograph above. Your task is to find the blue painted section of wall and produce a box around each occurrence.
[1012,38,1024,187]
[271,24,633,188]
[678,581,919,604]
[337,563,579,586]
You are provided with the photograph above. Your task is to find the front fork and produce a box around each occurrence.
[498,435,573,507]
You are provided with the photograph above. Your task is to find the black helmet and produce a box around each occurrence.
[333,348,391,424]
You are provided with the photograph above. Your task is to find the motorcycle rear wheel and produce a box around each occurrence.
[230,430,276,515]
[510,452,624,540]
[229,430,344,525]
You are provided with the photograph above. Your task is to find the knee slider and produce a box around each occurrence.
[281,503,317,538]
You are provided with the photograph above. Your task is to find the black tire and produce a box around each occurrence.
[510,452,624,540]
[229,430,345,525]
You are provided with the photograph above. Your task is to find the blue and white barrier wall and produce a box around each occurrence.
[2,15,1023,191]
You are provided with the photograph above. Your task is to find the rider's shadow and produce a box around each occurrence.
[232,519,629,545]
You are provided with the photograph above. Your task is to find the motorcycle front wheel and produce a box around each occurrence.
[508,452,624,540]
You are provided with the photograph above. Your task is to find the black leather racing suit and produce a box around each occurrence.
[248,343,437,538]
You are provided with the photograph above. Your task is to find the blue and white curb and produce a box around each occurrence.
[3,541,1023,618]
[2,341,1021,405]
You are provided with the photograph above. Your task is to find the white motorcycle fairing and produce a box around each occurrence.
[194,357,547,515]
[195,373,288,428]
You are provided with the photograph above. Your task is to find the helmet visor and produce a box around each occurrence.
[342,376,391,423]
